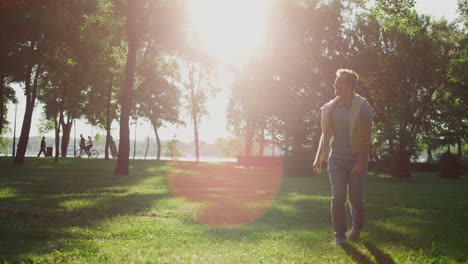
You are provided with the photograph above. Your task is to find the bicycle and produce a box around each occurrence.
[75,147,99,159]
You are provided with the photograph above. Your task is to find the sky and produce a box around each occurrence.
[4,0,461,144]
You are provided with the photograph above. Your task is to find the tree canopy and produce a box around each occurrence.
[0,0,466,177]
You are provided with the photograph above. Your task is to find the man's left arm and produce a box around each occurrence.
[351,103,372,177]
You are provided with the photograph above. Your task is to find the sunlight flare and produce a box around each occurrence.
[188,0,272,66]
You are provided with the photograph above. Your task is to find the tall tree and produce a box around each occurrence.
[134,44,182,160]
[349,13,461,177]
[79,0,126,160]
[114,0,143,175]
[180,60,217,162]
[114,0,187,175]
[250,0,349,157]
[10,1,49,165]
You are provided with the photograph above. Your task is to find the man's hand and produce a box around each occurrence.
[313,159,322,174]
[351,163,364,177]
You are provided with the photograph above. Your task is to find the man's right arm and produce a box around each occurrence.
[313,134,324,173]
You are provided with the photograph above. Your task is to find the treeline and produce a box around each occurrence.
[0,136,222,158]
[227,1,467,178]
[0,0,466,177]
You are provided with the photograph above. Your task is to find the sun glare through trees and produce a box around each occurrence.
[188,0,272,66]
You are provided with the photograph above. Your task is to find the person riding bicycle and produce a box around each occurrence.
[79,134,86,157]
[85,136,93,155]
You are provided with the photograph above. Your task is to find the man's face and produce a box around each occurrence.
[333,76,351,97]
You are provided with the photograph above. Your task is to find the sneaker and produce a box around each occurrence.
[332,236,346,245]
[348,228,361,241]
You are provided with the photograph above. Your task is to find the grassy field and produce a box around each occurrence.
[0,157,467,264]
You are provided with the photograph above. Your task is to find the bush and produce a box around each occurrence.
[392,150,413,179]
[282,157,314,177]
[439,152,462,179]
[411,162,439,173]
[163,139,182,160]
[369,159,392,173]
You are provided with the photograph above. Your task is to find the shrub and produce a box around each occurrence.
[163,139,182,160]
[439,151,462,179]
[411,162,439,173]
[369,159,392,173]
[392,150,413,179]
[282,157,314,177]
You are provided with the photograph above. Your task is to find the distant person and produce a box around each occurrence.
[313,69,373,245]
[79,134,86,157]
[85,136,93,155]
[37,137,47,157]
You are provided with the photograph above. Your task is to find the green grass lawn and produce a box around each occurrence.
[0,157,467,264]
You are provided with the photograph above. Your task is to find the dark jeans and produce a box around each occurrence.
[328,156,368,238]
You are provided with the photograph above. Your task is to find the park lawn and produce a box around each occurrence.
[0,157,467,264]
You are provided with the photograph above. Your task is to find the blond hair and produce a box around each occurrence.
[336,69,359,90]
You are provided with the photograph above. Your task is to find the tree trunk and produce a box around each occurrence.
[144,136,149,159]
[259,128,265,156]
[133,120,137,160]
[392,136,412,179]
[427,147,433,162]
[457,135,462,159]
[14,62,41,165]
[154,126,161,160]
[105,80,113,160]
[245,121,255,156]
[193,114,200,162]
[14,101,34,165]
[0,75,4,134]
[60,118,72,157]
[188,64,200,163]
[114,4,139,176]
[73,120,76,157]
[54,113,60,162]
[109,135,118,159]
[388,138,394,155]
[369,145,375,162]
[56,85,66,160]
[12,104,17,157]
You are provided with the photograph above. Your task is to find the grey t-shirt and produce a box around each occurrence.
[330,101,373,161]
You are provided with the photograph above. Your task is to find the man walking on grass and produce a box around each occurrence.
[313,69,373,245]
[37,137,47,157]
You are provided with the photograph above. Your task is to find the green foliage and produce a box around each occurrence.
[133,44,182,131]
[439,151,462,178]
[180,61,219,123]
[0,137,9,155]
[94,133,106,145]
[37,114,55,136]
[448,56,468,85]
[163,139,182,160]
[371,0,419,34]
[214,137,244,158]
[392,150,413,179]
[2,0,466,170]
[349,13,464,168]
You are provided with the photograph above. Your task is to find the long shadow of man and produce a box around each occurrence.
[340,240,395,264]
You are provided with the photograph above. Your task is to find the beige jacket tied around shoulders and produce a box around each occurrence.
[319,93,367,163]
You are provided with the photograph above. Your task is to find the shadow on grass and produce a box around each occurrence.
[340,242,373,264]
[0,157,171,262]
[340,240,395,264]
[361,240,395,264]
